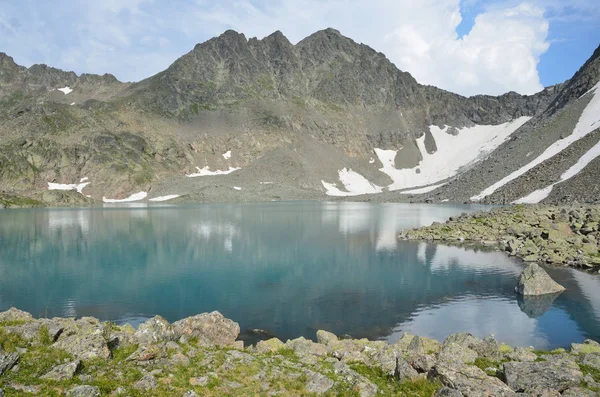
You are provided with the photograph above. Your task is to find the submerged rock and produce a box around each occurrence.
[515,264,565,296]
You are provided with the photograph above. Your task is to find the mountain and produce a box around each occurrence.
[0,29,597,206]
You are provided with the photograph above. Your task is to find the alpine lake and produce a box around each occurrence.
[1,202,599,349]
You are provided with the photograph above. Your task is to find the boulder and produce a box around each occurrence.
[571,339,600,354]
[503,359,583,392]
[133,374,158,391]
[40,360,81,380]
[53,333,110,360]
[431,363,515,396]
[0,351,18,375]
[316,330,338,346]
[134,316,176,345]
[285,337,328,357]
[505,347,537,362]
[515,264,565,296]
[395,358,419,381]
[0,308,33,323]
[255,338,285,354]
[67,385,101,397]
[305,370,334,394]
[562,387,598,397]
[433,387,463,397]
[173,311,239,347]
[438,343,478,367]
[369,348,398,376]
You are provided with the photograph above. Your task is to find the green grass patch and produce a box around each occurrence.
[580,364,600,383]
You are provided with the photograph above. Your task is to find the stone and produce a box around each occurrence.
[40,360,81,380]
[256,338,285,353]
[407,335,426,355]
[133,374,158,391]
[562,387,598,397]
[431,364,515,396]
[67,385,101,397]
[126,344,168,362]
[285,337,328,357]
[305,370,334,394]
[515,264,565,296]
[170,353,190,366]
[189,376,209,386]
[433,387,463,397]
[395,357,419,381]
[316,330,338,346]
[183,391,199,397]
[0,308,33,323]
[503,359,583,392]
[0,352,19,375]
[571,339,600,354]
[438,343,478,367]
[520,387,561,397]
[579,353,600,370]
[506,347,537,362]
[409,354,437,373]
[134,316,176,345]
[53,333,110,360]
[173,311,240,347]
[369,348,398,376]
[112,386,126,395]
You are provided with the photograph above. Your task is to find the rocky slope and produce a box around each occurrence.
[1,307,599,396]
[0,30,597,206]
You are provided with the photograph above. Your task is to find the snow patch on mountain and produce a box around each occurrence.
[473,82,600,202]
[322,168,383,196]
[149,194,180,202]
[377,117,530,191]
[514,139,600,204]
[48,180,89,195]
[57,86,73,94]
[103,191,147,203]
[186,166,241,177]
[222,150,232,159]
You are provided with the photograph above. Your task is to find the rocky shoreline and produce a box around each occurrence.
[400,205,600,271]
[0,308,599,396]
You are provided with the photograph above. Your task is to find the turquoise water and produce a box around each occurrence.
[0,202,599,349]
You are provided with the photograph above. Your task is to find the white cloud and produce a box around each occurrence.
[0,0,595,95]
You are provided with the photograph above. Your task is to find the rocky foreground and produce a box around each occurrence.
[0,308,599,396]
[401,205,600,271]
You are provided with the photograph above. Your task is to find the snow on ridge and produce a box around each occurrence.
[80,177,88,183]
[186,166,241,177]
[149,194,180,202]
[222,150,232,160]
[103,192,147,203]
[233,186,242,191]
[48,181,89,195]
[473,82,600,202]
[376,117,530,192]
[57,87,73,95]
[514,140,600,204]
[321,168,382,196]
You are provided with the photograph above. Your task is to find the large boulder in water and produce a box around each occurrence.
[515,263,565,296]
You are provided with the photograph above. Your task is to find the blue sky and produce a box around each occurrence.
[0,0,598,96]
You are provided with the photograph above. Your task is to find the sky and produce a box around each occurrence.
[0,0,598,97]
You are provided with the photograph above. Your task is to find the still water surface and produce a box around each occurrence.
[0,202,599,349]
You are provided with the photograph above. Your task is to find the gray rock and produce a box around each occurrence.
[134,315,176,345]
[506,347,538,362]
[285,337,328,357]
[67,385,101,397]
[503,359,583,392]
[316,330,338,346]
[395,357,419,381]
[433,387,463,397]
[173,311,240,347]
[407,335,426,355]
[571,339,600,354]
[370,348,398,376]
[126,343,168,362]
[53,333,110,360]
[183,391,199,397]
[133,374,158,391]
[0,308,33,323]
[431,364,515,396]
[579,353,600,370]
[518,387,561,397]
[40,360,81,380]
[256,337,285,353]
[561,387,598,397]
[438,343,478,366]
[0,351,19,375]
[0,388,3,397]
[305,370,334,394]
[515,264,565,296]
[409,354,437,373]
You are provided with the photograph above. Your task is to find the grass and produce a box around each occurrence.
[348,363,442,396]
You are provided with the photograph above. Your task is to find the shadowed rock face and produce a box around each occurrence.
[515,264,566,296]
